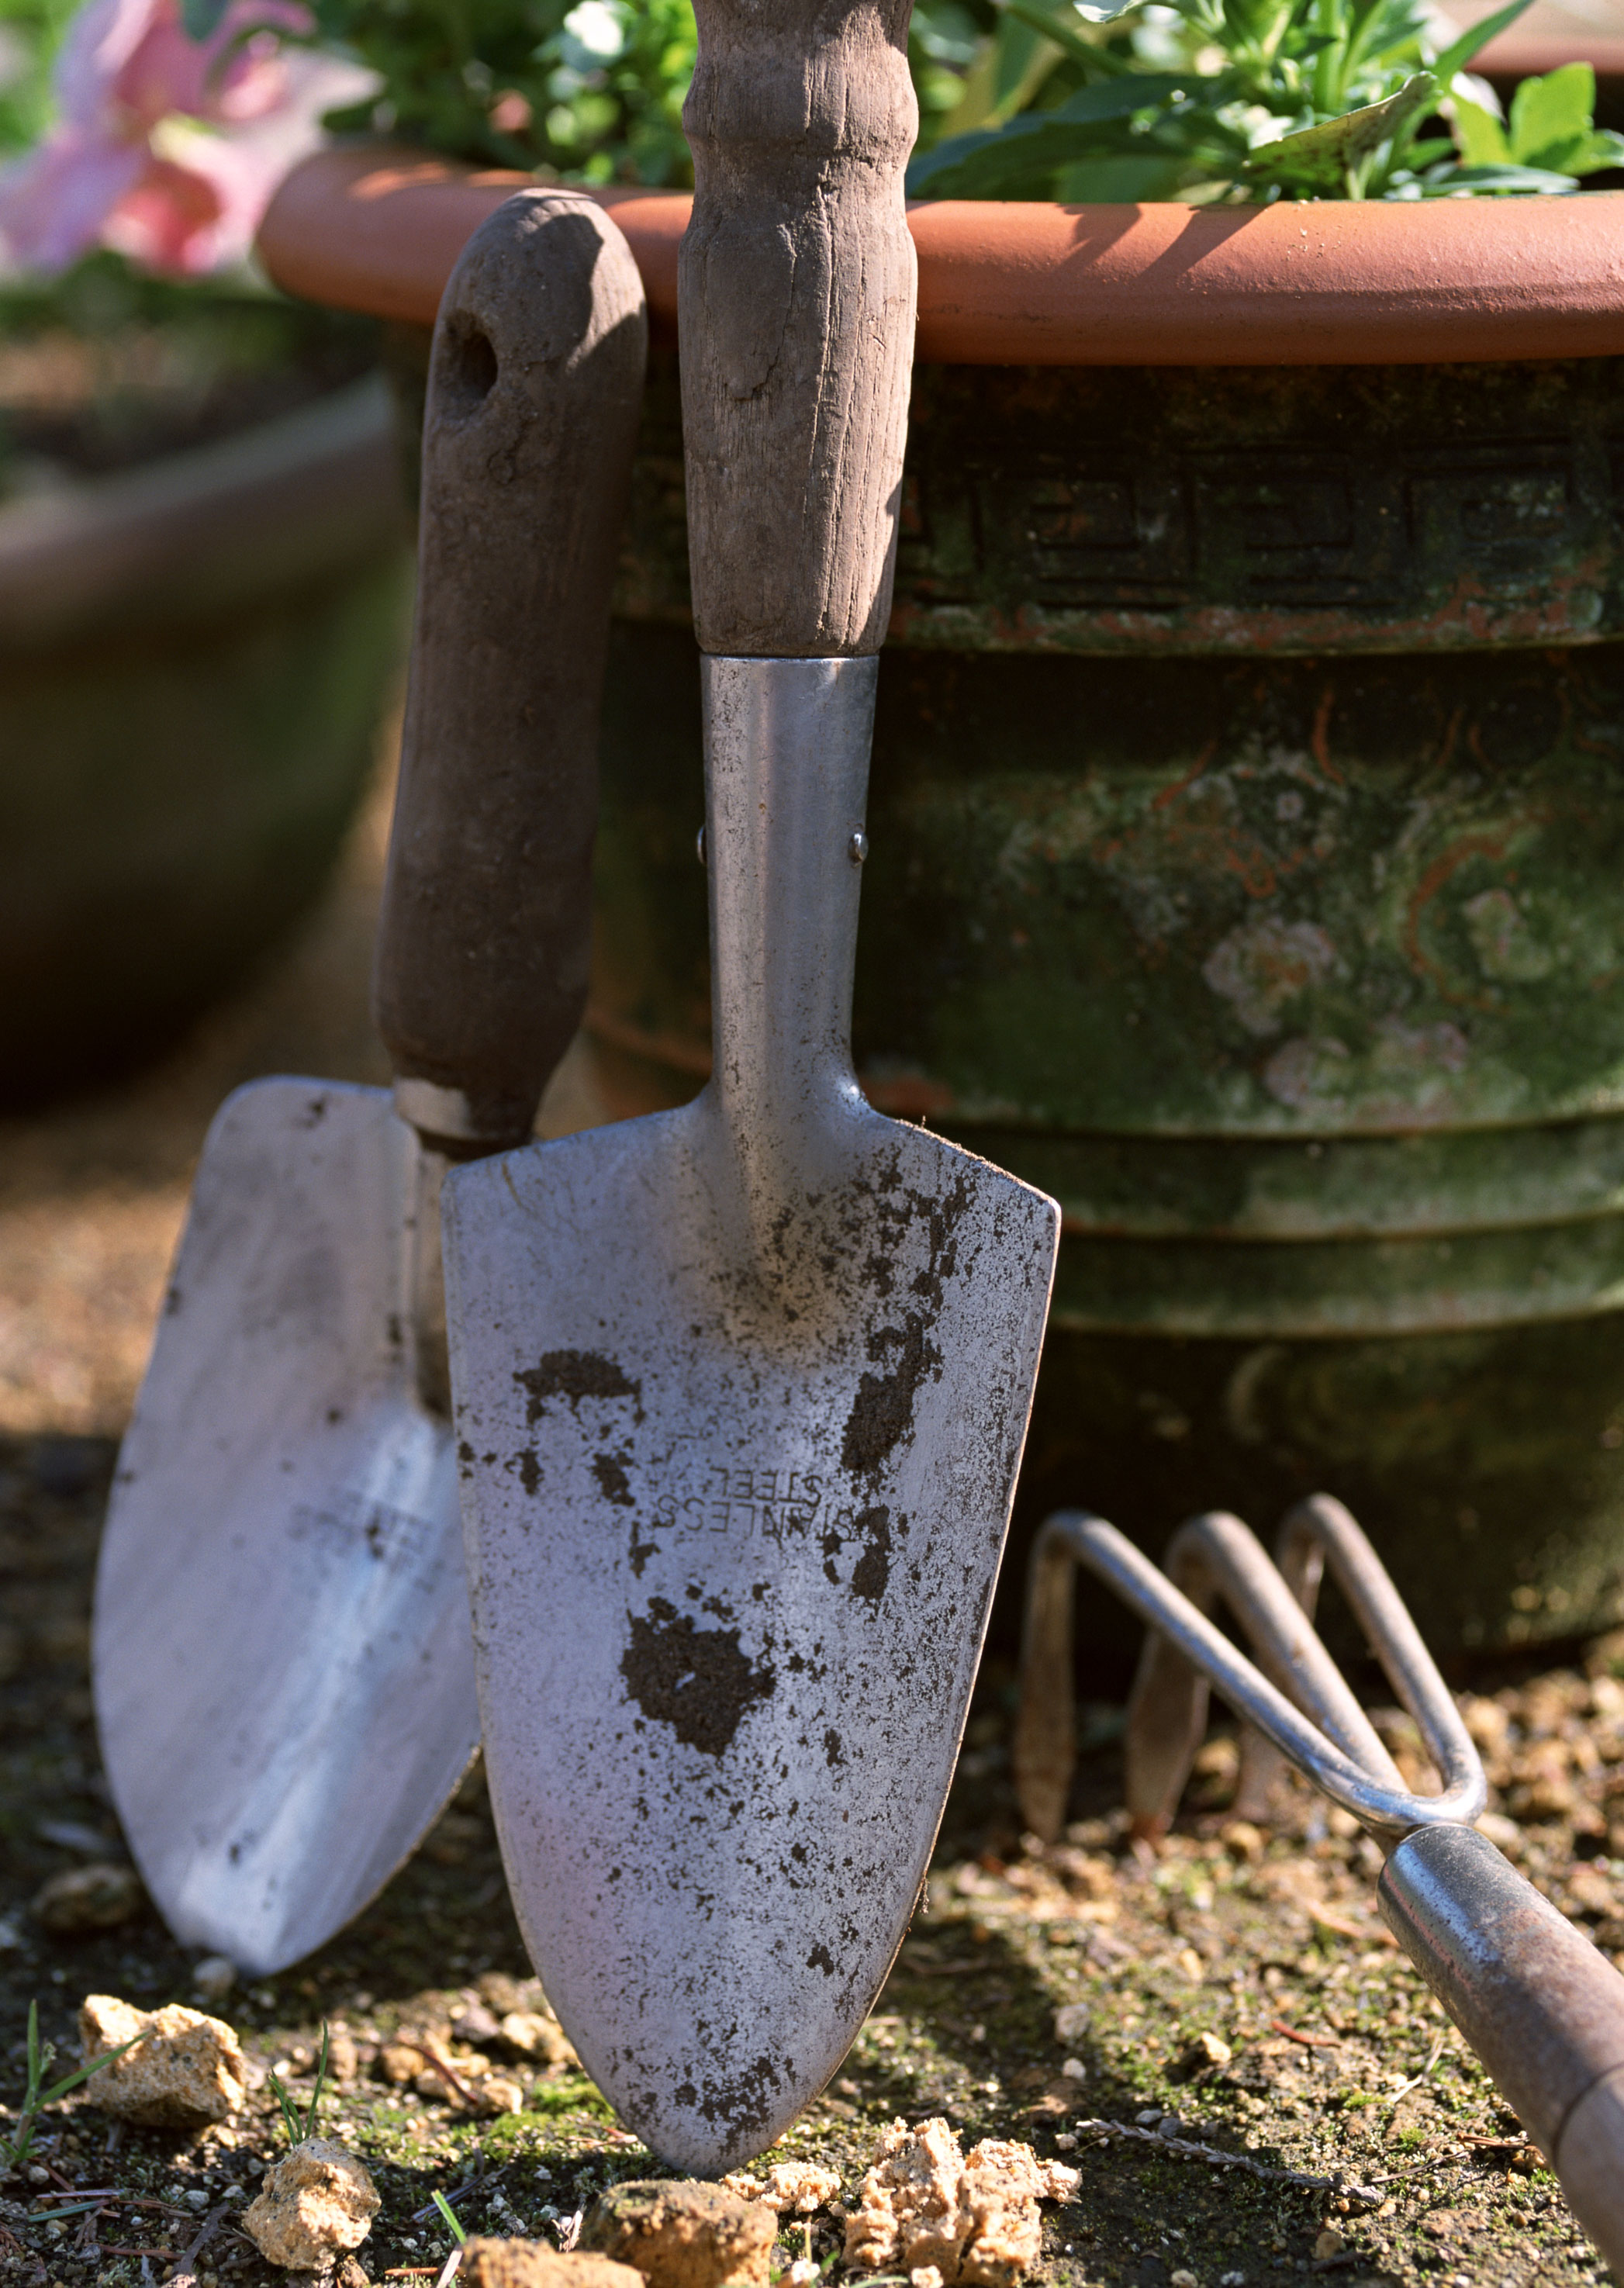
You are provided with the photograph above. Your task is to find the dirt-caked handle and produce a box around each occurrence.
[1380,1823,1624,2273]
[374,191,648,1152]
[678,0,917,659]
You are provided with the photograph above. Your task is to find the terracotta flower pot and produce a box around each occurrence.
[264,152,1624,1670]
[0,369,411,1104]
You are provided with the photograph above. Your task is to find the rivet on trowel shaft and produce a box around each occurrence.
[849,829,869,863]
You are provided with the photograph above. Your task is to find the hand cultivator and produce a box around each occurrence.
[1014,1494,1624,2272]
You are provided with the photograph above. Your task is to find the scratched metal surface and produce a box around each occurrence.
[445,658,1059,2171]
[93,1079,478,1974]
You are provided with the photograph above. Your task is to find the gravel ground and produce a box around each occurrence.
[3,727,1623,2288]
[4,1450,1623,2288]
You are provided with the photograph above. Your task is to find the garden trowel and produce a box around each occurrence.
[442,0,1061,2172]
[92,190,647,1977]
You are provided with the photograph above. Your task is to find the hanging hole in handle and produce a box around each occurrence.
[444,320,499,409]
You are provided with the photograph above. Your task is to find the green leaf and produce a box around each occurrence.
[302,2024,330,2143]
[432,2190,468,2247]
[906,71,1194,195]
[39,2040,139,2107]
[1054,150,1198,196]
[1426,0,1534,85]
[1422,157,1581,190]
[1242,70,1433,183]
[1508,59,1595,168]
[1449,89,1508,165]
[180,0,233,37]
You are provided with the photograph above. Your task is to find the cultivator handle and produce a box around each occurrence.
[1381,1824,1624,2278]
[375,192,647,1152]
[677,0,917,658]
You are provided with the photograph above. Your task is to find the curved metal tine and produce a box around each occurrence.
[1277,1494,1482,1820]
[1062,1513,1470,1840]
[1128,1511,1404,1839]
[1011,1511,1084,1844]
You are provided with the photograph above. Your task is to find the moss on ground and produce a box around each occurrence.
[2,1433,1619,2287]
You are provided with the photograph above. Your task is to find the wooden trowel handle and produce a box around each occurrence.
[375,192,647,1153]
[678,0,918,660]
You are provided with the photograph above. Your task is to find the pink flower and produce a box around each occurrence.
[0,0,376,274]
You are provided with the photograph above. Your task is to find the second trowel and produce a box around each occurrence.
[444,0,1062,2172]
[92,192,647,1975]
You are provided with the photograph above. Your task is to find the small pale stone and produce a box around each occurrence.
[959,2139,1076,2288]
[378,2041,423,2085]
[845,2116,967,2278]
[324,2032,360,2086]
[192,1956,237,2006]
[33,1863,143,1933]
[1313,2227,1347,2261]
[79,1995,246,2127]
[1176,2031,1232,2078]
[501,2009,579,2066]
[848,2120,1076,2287]
[580,2178,776,2288]
[477,2071,527,2114]
[1052,2003,1090,2044]
[911,2270,945,2288]
[459,2247,646,2288]
[241,2138,379,2269]
[760,2162,841,2214]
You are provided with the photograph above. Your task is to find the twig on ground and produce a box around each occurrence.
[410,2163,510,2224]
[1069,2115,1338,2189]
[1270,2017,1342,2048]
[164,2199,231,2285]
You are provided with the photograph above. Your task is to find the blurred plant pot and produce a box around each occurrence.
[0,363,410,1107]
[263,152,1624,1668]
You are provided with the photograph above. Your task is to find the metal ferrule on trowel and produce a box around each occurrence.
[693,656,877,1305]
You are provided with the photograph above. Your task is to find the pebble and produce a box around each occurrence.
[458,2248,647,2288]
[32,1862,144,1932]
[722,2162,841,2215]
[1175,2031,1232,2077]
[241,2138,380,2269]
[79,1995,247,2127]
[580,2179,776,2288]
[192,1955,238,2006]
[844,2117,1080,2288]
[1052,2003,1090,2044]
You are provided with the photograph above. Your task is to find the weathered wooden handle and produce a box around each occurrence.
[374,191,647,1149]
[678,0,917,658]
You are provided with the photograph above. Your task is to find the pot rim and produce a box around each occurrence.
[0,373,404,647]
[261,144,1624,368]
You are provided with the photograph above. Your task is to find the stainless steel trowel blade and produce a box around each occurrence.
[94,1077,478,1975]
[444,1102,1056,2171]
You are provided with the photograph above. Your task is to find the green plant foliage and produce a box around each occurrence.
[301,0,985,183]
[904,0,1624,202]
[2,2002,136,2171]
[0,0,84,159]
